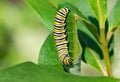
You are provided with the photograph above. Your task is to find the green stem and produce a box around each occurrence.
[107,31,113,41]
[97,0,112,76]
[100,28,112,77]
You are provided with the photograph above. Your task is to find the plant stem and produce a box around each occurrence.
[100,28,112,77]
[97,0,112,75]
[107,31,113,41]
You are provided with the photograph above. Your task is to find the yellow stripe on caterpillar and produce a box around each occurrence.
[53,7,72,65]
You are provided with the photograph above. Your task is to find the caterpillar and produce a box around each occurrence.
[53,7,72,65]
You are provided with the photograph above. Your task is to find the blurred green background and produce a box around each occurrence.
[0,0,49,70]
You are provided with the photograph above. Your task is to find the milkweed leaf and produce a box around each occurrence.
[88,0,107,24]
[112,28,120,78]
[109,0,120,32]
[38,34,60,65]
[25,0,56,32]
[0,62,118,82]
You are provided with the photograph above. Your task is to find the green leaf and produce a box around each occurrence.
[38,34,60,65]
[85,48,102,70]
[84,48,108,76]
[113,28,120,78]
[76,21,103,63]
[88,0,107,24]
[25,0,56,32]
[0,62,118,82]
[78,18,100,42]
[59,3,100,42]
[77,21,101,52]
[49,0,94,17]
[67,12,82,61]
[66,12,82,75]
[109,0,120,32]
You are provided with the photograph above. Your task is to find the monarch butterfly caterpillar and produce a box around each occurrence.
[53,7,72,65]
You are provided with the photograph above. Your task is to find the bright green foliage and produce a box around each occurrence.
[0,0,120,81]
[25,0,56,32]
[109,0,120,31]
[0,62,118,82]
[66,13,82,60]
[38,34,60,65]
[85,48,101,70]
[25,0,115,76]
[49,0,94,17]
[88,0,107,24]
